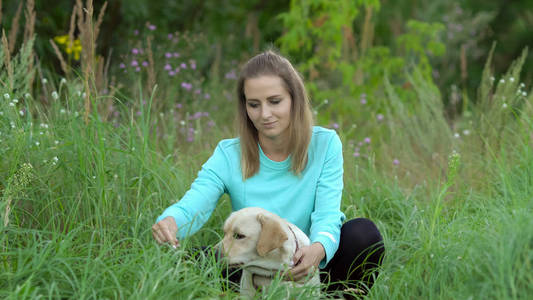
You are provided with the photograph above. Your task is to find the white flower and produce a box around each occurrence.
[52,91,59,100]
[324,99,329,104]
[313,110,318,115]
[42,78,48,84]
[499,78,505,84]
[39,131,44,135]
[489,76,495,81]
[12,98,18,103]
[76,90,82,97]
[131,147,136,151]
[35,141,40,146]
[82,92,86,98]
[457,256,462,260]
[19,110,24,116]
[454,133,460,138]
[60,78,67,85]
[113,174,118,179]
[53,156,59,162]
[60,109,66,114]
[509,77,515,82]
[54,140,59,145]
[0,111,3,116]
[92,176,96,179]
[9,102,15,107]
[159,112,164,117]
[502,103,508,108]
[520,83,526,88]
[24,93,31,98]
[462,129,471,136]
[179,120,185,126]
[523,92,527,97]
[3,93,10,100]
[43,159,48,163]
[74,111,79,117]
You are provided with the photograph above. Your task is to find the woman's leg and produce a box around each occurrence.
[320,218,385,295]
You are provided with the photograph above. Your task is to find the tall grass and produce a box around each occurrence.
[1,2,533,299]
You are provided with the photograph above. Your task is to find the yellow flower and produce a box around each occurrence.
[53,35,83,61]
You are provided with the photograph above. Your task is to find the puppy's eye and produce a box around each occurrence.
[233,233,246,240]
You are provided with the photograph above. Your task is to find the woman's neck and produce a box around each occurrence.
[259,135,290,162]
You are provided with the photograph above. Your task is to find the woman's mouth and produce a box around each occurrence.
[263,121,276,128]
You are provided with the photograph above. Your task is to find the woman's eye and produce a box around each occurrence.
[233,233,245,240]
[247,103,258,108]
[270,99,281,105]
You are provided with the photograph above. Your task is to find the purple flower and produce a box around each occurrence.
[225,70,237,80]
[181,82,192,90]
[204,93,211,99]
[360,93,367,105]
[364,137,371,144]
[176,103,182,109]
[142,61,149,67]
[148,24,156,31]
[167,33,173,39]
[353,152,360,157]
[332,123,339,129]
[164,64,172,71]
[131,60,139,67]
[202,112,209,117]
[393,159,400,165]
[173,52,180,58]
[187,136,194,142]
[208,120,215,127]
[135,66,141,72]
[174,67,180,73]
[169,71,176,76]
[136,111,142,116]
[180,63,187,69]
[119,63,126,69]
[132,48,139,55]
[377,114,384,121]
[133,29,139,36]
[194,89,201,94]
[192,112,202,119]
[190,61,196,70]
[165,52,172,58]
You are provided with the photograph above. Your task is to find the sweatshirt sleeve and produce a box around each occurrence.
[309,132,346,268]
[155,142,229,239]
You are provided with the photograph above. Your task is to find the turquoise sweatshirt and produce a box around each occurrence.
[156,126,345,268]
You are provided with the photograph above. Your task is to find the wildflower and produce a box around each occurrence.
[60,78,67,85]
[313,110,318,115]
[131,60,139,67]
[24,93,31,98]
[135,66,141,72]
[489,76,495,82]
[509,77,515,82]
[393,159,400,165]
[454,133,460,138]
[52,91,59,100]
[353,152,360,157]
[132,48,139,55]
[208,120,215,127]
[462,129,470,136]
[39,131,44,135]
[19,110,24,116]
[180,63,187,69]
[134,29,139,35]
[204,93,211,100]
[173,52,180,58]
[377,114,384,121]
[131,147,135,151]
[164,64,172,71]
[82,93,86,99]
[148,24,156,31]
[169,71,176,76]
[360,93,367,105]
[364,137,371,144]
[167,33,173,39]
[142,61,149,67]
[190,61,196,70]
[499,78,505,84]
[0,111,3,116]
[165,52,172,58]
[119,63,126,69]
[54,35,82,60]
[502,103,508,108]
[332,123,339,129]
[520,83,525,88]
[3,93,10,100]
[55,140,59,145]
[523,92,527,97]
[9,102,15,107]
[42,78,48,84]
[176,103,182,109]
[324,99,329,104]
[180,120,186,126]
[60,109,66,114]
[35,141,40,146]
[181,82,192,90]
[13,98,18,103]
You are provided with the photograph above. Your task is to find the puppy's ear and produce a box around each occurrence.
[256,213,288,257]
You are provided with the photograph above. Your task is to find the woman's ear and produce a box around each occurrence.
[256,213,288,256]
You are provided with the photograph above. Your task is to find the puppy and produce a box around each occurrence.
[219,207,320,297]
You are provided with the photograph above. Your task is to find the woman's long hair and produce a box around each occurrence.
[236,50,313,180]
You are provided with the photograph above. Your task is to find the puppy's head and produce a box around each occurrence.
[221,207,288,266]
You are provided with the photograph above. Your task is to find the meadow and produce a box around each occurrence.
[1,0,533,299]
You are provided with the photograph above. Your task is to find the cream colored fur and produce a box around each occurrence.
[219,207,320,298]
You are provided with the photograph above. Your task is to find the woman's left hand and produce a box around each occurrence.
[285,242,325,281]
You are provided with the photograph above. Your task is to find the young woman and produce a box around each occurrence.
[152,50,384,295]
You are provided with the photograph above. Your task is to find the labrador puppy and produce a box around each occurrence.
[219,207,320,297]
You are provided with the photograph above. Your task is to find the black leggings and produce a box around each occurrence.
[222,218,384,295]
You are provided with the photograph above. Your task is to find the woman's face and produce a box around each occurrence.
[243,75,292,142]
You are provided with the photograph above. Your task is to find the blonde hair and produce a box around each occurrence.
[236,50,314,180]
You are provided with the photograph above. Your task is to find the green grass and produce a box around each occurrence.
[2,49,533,299]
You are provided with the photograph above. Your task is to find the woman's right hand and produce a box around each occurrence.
[152,216,180,248]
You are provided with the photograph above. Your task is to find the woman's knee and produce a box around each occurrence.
[340,218,385,259]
